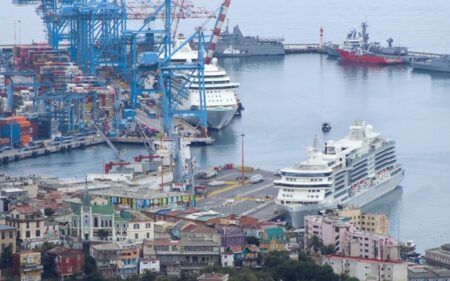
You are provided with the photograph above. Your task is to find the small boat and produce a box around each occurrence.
[322,122,331,133]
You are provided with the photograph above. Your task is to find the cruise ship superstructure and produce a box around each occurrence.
[172,35,240,130]
[274,121,404,228]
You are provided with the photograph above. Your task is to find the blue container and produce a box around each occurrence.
[123,109,136,119]
[1,123,20,146]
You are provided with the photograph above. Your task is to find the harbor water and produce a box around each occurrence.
[3,0,450,252]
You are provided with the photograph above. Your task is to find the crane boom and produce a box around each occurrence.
[205,0,231,64]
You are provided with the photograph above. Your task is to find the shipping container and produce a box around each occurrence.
[0,123,20,146]
[0,138,10,145]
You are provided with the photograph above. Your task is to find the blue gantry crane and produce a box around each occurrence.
[12,0,221,190]
[39,0,127,74]
[123,0,208,187]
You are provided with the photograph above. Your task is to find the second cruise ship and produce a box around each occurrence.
[172,35,240,130]
[274,121,405,228]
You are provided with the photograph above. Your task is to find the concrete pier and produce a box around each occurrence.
[0,137,105,165]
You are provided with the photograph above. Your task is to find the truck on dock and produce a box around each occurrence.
[250,174,264,184]
[196,168,218,179]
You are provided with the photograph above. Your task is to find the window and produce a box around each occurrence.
[9,232,12,239]
[1,233,4,239]
[26,222,30,229]
[36,230,40,237]
[26,231,30,238]
[36,221,40,227]
[147,233,150,239]
[135,233,138,239]
[134,224,139,230]
[94,218,98,228]
[146,223,151,229]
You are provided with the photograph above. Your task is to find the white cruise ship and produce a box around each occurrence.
[274,121,405,228]
[172,35,240,130]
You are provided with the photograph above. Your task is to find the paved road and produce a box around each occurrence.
[197,169,281,220]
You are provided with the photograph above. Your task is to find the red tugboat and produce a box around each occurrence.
[337,47,404,65]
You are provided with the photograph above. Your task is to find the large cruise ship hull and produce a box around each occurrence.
[280,171,404,228]
[185,106,237,130]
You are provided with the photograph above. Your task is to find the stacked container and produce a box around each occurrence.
[0,116,33,146]
[0,118,21,146]
[17,116,31,146]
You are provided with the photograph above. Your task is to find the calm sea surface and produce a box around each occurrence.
[2,0,450,252]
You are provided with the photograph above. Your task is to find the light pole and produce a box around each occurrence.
[18,20,21,45]
[13,21,16,45]
[241,133,245,182]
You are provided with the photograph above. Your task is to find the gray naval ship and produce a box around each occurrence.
[411,56,450,73]
[215,25,285,57]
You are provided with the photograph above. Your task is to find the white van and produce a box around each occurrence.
[250,174,264,184]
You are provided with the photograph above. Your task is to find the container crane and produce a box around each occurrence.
[122,0,208,193]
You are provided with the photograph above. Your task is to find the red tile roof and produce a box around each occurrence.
[12,205,40,214]
[46,246,83,256]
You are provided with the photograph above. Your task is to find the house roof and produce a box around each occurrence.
[246,244,261,253]
[324,255,406,264]
[11,205,41,215]
[261,227,284,242]
[91,242,121,251]
[46,246,82,256]
[229,245,244,253]
[144,239,180,246]
[91,204,114,215]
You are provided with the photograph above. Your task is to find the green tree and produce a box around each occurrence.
[140,270,158,281]
[37,241,57,254]
[229,268,258,281]
[308,235,322,253]
[321,244,336,255]
[0,245,13,268]
[98,229,109,240]
[44,208,55,217]
[246,236,260,246]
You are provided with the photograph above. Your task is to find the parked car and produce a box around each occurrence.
[224,199,236,206]
[196,168,217,179]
